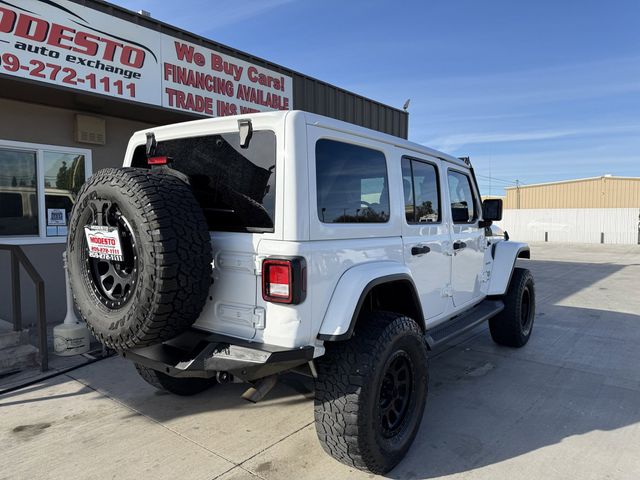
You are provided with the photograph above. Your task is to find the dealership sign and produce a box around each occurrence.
[0,0,292,116]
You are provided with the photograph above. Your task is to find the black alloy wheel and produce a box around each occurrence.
[83,203,139,310]
[379,351,414,438]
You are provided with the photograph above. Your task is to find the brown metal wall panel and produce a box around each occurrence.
[337,90,345,121]
[364,101,372,130]
[347,94,355,125]
[378,108,385,133]
[354,97,363,125]
[286,68,407,138]
[504,177,640,209]
[374,105,380,133]
[312,82,322,115]
[372,107,380,132]
[362,102,370,130]
[392,112,402,137]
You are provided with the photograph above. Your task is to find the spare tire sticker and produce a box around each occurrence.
[84,225,124,261]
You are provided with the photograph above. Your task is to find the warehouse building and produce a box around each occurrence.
[0,0,408,369]
[498,175,640,245]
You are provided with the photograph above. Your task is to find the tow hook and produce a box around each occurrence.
[241,374,278,403]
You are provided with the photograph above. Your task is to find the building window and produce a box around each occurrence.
[316,139,389,223]
[0,148,38,236]
[447,170,477,223]
[402,157,441,224]
[0,140,92,242]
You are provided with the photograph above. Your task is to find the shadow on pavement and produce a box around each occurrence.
[517,258,626,303]
[66,358,315,418]
[389,257,640,478]
[29,257,640,478]
[390,306,640,479]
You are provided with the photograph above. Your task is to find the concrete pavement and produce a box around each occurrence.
[1,242,640,479]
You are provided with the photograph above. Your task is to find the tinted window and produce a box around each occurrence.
[447,170,477,223]
[401,158,440,223]
[0,148,38,236]
[0,145,89,238]
[0,193,23,217]
[45,194,74,212]
[316,139,389,223]
[134,131,276,233]
[43,151,86,234]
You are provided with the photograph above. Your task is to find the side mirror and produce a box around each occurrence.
[481,198,503,223]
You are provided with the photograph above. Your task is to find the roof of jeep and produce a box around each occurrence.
[131,110,468,168]
[300,111,467,167]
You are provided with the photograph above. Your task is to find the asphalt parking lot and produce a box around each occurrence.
[1,242,639,480]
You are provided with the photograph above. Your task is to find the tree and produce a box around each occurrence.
[55,156,85,195]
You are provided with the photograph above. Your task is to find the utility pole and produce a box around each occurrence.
[516,179,520,209]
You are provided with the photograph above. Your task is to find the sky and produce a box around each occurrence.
[110,0,640,195]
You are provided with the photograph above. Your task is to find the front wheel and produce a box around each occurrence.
[314,312,429,474]
[489,267,536,347]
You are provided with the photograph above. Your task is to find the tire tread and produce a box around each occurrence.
[68,168,212,350]
[314,312,428,473]
[489,267,535,347]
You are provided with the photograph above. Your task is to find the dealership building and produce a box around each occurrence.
[0,0,408,369]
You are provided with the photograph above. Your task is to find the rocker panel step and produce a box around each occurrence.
[426,299,504,348]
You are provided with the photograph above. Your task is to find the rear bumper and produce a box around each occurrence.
[122,329,314,382]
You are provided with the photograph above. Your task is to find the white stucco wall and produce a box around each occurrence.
[495,208,640,245]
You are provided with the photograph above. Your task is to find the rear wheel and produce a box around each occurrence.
[489,267,535,347]
[314,312,428,474]
[134,363,216,396]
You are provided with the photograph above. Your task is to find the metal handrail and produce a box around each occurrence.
[0,244,48,372]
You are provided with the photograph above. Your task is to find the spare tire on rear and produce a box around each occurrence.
[67,167,212,351]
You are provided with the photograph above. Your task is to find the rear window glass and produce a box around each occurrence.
[315,139,389,223]
[133,131,276,233]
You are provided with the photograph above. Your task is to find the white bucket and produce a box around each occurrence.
[53,251,92,356]
[53,322,91,356]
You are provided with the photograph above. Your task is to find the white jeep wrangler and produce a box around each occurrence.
[67,110,534,474]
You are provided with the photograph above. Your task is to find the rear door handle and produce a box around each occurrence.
[453,241,467,250]
[411,245,431,256]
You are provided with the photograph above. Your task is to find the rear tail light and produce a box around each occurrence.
[148,156,169,165]
[262,257,306,304]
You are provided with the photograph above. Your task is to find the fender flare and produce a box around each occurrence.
[317,262,424,341]
[487,241,530,296]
